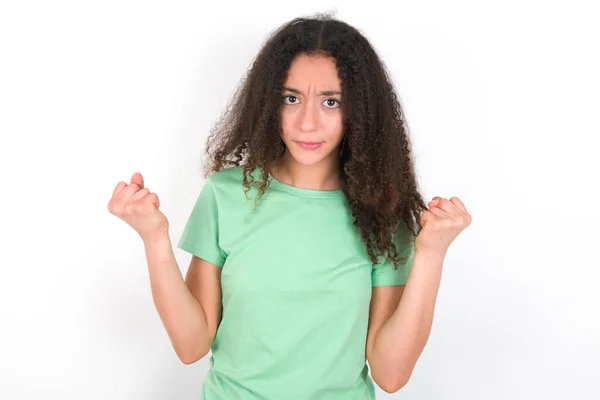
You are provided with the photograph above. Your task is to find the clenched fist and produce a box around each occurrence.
[108,172,169,241]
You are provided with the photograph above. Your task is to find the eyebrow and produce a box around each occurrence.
[283,87,342,96]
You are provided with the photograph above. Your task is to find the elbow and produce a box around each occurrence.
[370,352,416,393]
[178,348,208,365]
[179,352,201,365]
[176,343,210,365]
[376,374,411,394]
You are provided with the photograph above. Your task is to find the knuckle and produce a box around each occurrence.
[123,203,134,215]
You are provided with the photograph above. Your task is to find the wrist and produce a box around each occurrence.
[414,247,447,264]
[141,228,170,246]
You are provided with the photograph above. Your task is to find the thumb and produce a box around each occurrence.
[131,172,144,188]
[428,196,441,208]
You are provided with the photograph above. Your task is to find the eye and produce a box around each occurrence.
[323,99,341,109]
[283,95,299,105]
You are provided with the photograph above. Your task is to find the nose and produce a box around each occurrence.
[299,101,318,132]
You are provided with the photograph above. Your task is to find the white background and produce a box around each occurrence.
[1,1,598,399]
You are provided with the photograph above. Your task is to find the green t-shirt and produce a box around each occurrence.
[177,166,415,400]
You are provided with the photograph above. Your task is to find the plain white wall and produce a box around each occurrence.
[1,1,598,399]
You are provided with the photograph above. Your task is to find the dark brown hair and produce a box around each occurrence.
[203,12,428,268]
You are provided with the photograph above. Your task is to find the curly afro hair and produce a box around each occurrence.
[203,12,428,268]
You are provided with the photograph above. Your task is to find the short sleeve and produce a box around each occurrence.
[371,220,416,287]
[177,177,226,267]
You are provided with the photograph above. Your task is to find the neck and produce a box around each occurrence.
[272,151,344,191]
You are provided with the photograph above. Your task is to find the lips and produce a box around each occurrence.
[296,141,322,150]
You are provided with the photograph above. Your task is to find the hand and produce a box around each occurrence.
[108,172,169,241]
[415,196,471,258]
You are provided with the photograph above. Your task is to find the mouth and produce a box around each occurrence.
[295,141,323,150]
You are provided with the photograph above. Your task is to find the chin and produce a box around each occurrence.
[286,148,332,167]
[288,153,326,167]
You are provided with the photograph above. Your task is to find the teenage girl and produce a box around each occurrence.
[108,14,471,400]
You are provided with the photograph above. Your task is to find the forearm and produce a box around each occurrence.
[371,250,445,389]
[143,232,210,363]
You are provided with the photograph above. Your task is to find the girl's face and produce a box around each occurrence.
[280,54,344,168]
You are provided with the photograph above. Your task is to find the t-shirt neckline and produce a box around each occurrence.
[265,171,345,199]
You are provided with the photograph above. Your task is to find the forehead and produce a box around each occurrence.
[284,54,341,89]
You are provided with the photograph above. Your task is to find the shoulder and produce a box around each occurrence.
[207,165,262,184]
[206,165,243,185]
[205,165,262,200]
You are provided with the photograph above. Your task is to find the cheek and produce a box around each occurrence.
[326,115,344,142]
[280,110,294,140]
